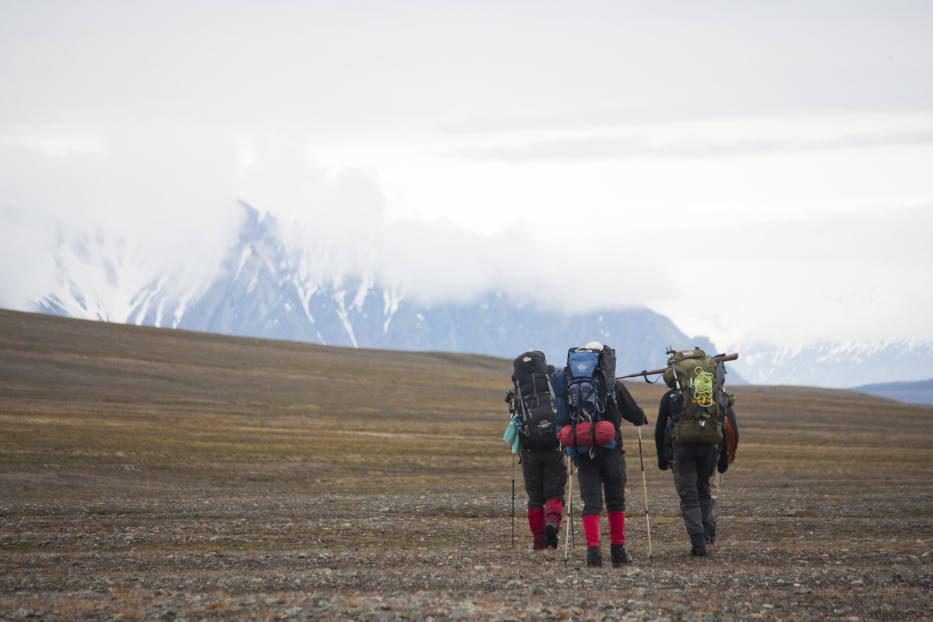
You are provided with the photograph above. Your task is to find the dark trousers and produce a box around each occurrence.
[672,442,717,545]
[521,448,567,510]
[575,447,627,517]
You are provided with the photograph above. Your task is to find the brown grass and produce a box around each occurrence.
[1,308,932,621]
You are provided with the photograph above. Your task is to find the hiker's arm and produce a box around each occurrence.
[728,406,739,450]
[717,427,729,473]
[613,381,648,426]
[655,396,670,470]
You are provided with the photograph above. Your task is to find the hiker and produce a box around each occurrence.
[707,401,738,545]
[506,351,567,550]
[654,348,732,556]
[555,341,648,567]
[519,434,567,550]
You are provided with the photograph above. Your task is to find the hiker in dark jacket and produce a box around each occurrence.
[520,442,567,550]
[707,404,738,545]
[655,388,720,556]
[568,343,648,567]
[506,351,567,550]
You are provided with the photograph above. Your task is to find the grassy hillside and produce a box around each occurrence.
[1,308,932,621]
[853,378,933,406]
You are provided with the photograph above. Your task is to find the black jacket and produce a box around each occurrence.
[609,380,648,439]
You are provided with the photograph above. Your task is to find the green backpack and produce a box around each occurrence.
[663,348,725,445]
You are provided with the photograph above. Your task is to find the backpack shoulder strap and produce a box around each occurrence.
[514,381,527,419]
[545,373,556,404]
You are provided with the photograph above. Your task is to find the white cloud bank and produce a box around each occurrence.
[0,130,241,308]
[1,1,932,349]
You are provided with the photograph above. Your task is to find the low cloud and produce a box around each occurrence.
[243,145,660,311]
[4,126,930,350]
[449,126,933,162]
[0,129,243,306]
[0,207,56,308]
[651,203,933,347]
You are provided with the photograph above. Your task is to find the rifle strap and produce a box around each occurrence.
[641,371,660,384]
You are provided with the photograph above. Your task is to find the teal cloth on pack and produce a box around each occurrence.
[503,419,520,454]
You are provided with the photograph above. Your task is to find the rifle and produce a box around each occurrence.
[618,353,739,382]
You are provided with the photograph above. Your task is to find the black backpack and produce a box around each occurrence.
[508,351,560,451]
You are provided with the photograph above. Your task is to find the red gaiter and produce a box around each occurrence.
[582,514,601,548]
[544,499,563,528]
[528,508,546,549]
[608,511,626,544]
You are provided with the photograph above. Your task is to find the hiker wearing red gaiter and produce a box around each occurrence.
[508,351,568,551]
[521,446,567,549]
[575,378,648,567]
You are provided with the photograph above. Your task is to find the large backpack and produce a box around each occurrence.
[663,348,726,444]
[509,351,560,451]
[559,345,619,455]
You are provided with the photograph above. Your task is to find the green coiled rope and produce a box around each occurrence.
[693,366,714,406]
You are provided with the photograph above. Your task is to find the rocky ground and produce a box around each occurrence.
[1,310,931,620]
[2,475,931,621]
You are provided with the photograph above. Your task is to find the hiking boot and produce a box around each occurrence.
[586,545,603,567]
[705,533,716,546]
[691,544,708,556]
[610,543,632,567]
[546,523,559,549]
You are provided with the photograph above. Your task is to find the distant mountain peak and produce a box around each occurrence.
[731,338,933,387]
[30,204,717,374]
[26,203,933,387]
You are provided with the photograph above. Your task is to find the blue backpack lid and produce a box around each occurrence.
[567,349,600,380]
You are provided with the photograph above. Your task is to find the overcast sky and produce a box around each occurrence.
[2,1,932,349]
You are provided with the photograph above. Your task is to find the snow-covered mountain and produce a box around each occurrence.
[731,339,933,389]
[37,230,165,323]
[33,203,719,375]
[28,202,933,389]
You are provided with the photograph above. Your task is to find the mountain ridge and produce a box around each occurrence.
[852,378,933,406]
[731,339,933,389]
[23,202,933,388]
[32,203,720,376]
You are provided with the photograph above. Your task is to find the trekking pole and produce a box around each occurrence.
[511,453,516,549]
[567,456,577,549]
[563,454,573,565]
[636,425,654,564]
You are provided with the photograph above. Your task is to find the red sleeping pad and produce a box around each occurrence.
[558,420,615,448]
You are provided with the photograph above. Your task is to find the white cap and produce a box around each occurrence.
[584,341,603,350]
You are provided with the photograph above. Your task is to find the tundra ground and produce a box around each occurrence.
[1,310,931,621]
